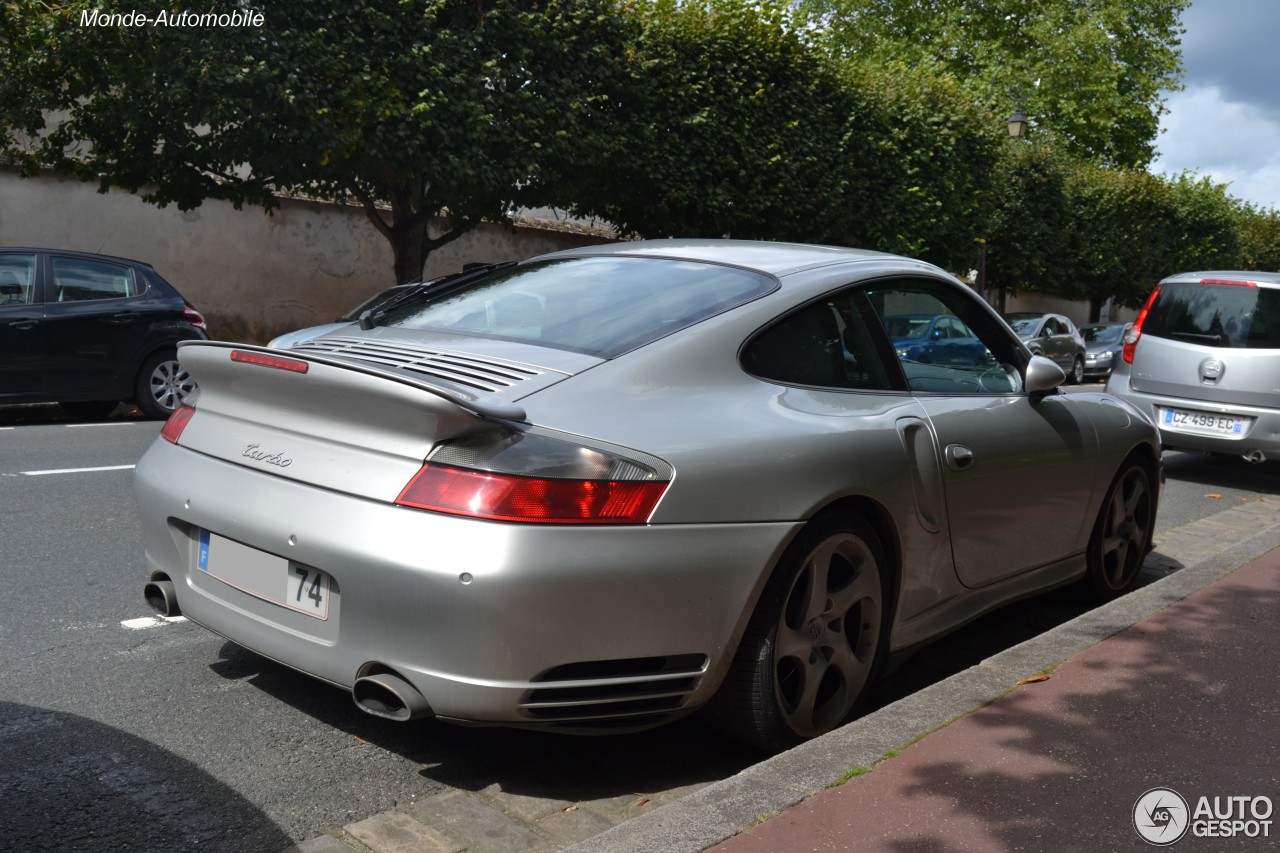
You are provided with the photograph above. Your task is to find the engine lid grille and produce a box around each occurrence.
[293,336,544,393]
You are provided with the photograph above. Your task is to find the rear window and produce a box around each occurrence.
[379,256,776,357]
[1145,281,1280,349]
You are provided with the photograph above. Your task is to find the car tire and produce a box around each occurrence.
[1068,356,1084,385]
[1084,459,1155,602]
[712,512,890,751]
[60,400,120,421]
[135,350,195,419]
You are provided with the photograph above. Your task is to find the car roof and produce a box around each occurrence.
[1161,271,1280,288]
[534,239,925,278]
[0,246,156,270]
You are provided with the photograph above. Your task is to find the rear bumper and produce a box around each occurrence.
[1105,370,1280,457]
[135,438,798,728]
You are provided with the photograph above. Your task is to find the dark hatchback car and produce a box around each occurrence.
[0,248,208,419]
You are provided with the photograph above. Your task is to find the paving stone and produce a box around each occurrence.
[478,782,574,822]
[404,789,545,852]
[278,834,361,853]
[533,804,619,848]
[344,812,462,853]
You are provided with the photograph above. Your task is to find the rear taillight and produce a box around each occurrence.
[160,403,196,444]
[183,305,208,331]
[395,431,671,524]
[396,465,667,524]
[1123,285,1161,364]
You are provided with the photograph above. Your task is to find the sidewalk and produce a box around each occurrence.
[567,495,1280,853]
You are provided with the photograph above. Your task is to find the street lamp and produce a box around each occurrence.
[1006,109,1029,139]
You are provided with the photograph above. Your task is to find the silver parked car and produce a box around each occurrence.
[1107,271,1280,463]
[1006,312,1087,384]
[137,240,1160,750]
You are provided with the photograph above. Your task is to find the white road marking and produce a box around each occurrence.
[20,464,136,476]
[121,615,188,630]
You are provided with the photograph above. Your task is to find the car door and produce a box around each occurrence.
[0,252,46,396]
[42,254,146,395]
[863,279,1096,587]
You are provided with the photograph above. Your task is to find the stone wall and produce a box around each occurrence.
[0,169,613,342]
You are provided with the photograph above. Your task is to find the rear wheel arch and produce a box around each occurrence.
[709,496,902,750]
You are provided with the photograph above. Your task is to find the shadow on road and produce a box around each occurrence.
[0,702,291,853]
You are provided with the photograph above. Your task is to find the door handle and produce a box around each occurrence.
[7,319,38,330]
[108,312,139,324]
[945,444,975,471]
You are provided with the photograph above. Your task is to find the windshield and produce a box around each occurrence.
[1144,281,1280,349]
[1082,324,1125,344]
[378,256,776,357]
[1008,318,1041,336]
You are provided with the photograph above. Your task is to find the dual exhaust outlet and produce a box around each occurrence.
[143,576,432,721]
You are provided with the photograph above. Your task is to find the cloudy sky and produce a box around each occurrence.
[1150,0,1280,210]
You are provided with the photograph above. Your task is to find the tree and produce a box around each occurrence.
[564,0,1004,272]
[797,0,1188,168]
[0,1,633,282]
[1236,203,1280,272]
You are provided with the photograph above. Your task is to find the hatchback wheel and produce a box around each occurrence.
[1068,356,1085,385]
[1085,460,1154,601]
[135,351,196,419]
[713,514,889,751]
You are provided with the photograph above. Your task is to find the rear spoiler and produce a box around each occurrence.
[178,340,528,423]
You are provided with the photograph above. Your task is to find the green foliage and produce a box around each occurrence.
[1236,204,1280,272]
[798,0,1189,168]
[566,1,1003,272]
[1,0,634,282]
[981,140,1074,305]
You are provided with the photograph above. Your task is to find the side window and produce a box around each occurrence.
[51,256,136,302]
[742,291,896,391]
[0,254,37,305]
[1045,317,1065,336]
[866,279,1024,395]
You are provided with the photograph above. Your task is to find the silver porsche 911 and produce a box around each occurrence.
[136,240,1160,750]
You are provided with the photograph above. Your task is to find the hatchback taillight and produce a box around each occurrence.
[161,403,196,444]
[183,305,208,331]
[1123,285,1162,364]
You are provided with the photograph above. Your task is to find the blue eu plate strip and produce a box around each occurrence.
[197,529,211,571]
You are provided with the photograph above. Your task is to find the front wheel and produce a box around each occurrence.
[712,514,890,751]
[135,351,196,419]
[1085,460,1155,601]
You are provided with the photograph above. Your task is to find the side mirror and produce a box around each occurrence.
[1025,355,1066,395]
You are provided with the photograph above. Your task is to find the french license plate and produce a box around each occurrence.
[1160,407,1245,437]
[197,529,331,620]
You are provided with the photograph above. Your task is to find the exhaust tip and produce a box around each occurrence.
[353,671,433,722]
[144,579,181,617]
[1243,450,1267,464]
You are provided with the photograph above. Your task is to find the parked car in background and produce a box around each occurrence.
[1107,271,1280,463]
[0,247,207,419]
[884,313,993,366]
[268,282,416,349]
[137,239,1160,751]
[1005,312,1087,384]
[1080,322,1132,380]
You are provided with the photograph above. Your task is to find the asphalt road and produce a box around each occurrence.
[1,397,1276,851]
